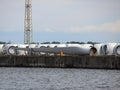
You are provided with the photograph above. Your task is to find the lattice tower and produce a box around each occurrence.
[24,0,33,44]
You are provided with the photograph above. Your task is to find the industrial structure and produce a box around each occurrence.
[1,1,120,69]
[24,0,33,44]
[1,0,120,57]
[0,43,120,56]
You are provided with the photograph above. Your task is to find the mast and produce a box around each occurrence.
[24,0,33,44]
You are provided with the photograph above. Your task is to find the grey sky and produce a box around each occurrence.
[0,0,120,43]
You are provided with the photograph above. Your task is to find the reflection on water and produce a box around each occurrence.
[0,68,120,90]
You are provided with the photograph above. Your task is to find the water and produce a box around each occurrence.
[0,68,120,90]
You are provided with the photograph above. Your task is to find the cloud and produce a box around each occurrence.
[33,0,120,21]
[34,20,120,33]
[0,0,120,33]
[44,28,56,32]
[68,20,120,33]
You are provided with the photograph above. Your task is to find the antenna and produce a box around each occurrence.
[24,0,33,44]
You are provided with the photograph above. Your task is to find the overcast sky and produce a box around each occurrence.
[0,0,120,43]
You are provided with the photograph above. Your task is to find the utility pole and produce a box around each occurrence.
[24,0,33,44]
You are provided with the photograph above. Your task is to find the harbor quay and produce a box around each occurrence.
[0,55,120,69]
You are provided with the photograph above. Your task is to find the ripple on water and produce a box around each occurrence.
[0,68,120,90]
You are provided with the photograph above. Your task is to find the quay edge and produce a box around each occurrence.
[0,55,120,69]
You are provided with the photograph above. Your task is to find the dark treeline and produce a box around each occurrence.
[0,41,100,44]
[41,41,60,44]
[0,41,11,44]
[0,41,6,44]
[40,41,100,44]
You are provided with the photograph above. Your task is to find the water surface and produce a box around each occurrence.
[0,68,120,90]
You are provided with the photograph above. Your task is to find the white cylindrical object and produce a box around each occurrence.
[33,44,93,55]
[2,44,18,55]
[29,44,38,48]
[56,44,67,47]
[113,44,120,56]
[0,44,4,54]
[106,43,117,55]
[17,44,29,55]
[94,44,108,56]
[93,44,102,55]
[101,44,108,55]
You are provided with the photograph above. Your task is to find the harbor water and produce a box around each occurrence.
[0,68,120,90]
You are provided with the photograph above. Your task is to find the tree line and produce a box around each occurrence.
[0,41,100,44]
[40,41,100,44]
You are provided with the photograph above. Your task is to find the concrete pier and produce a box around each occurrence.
[0,55,120,69]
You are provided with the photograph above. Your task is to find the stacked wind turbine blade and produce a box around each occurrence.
[2,44,18,55]
[113,43,120,56]
[0,44,4,54]
[17,44,29,55]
